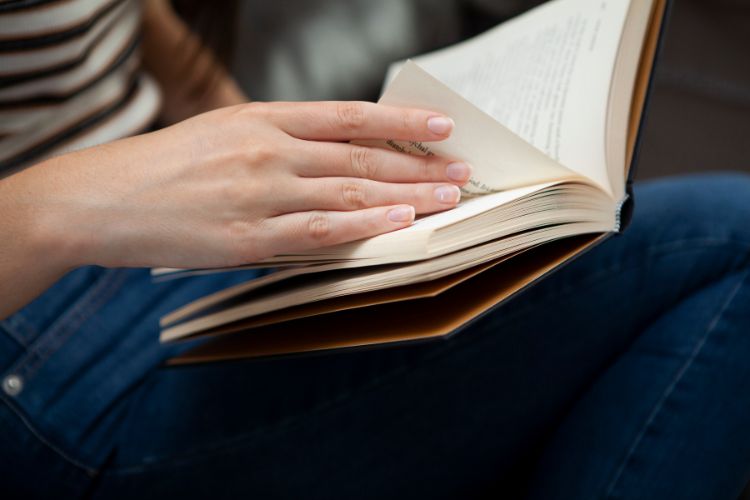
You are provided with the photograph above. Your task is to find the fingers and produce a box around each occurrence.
[263,205,416,255]
[292,141,473,185]
[279,177,461,215]
[264,101,454,142]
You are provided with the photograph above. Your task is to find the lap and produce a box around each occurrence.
[528,263,750,500]
[95,173,750,498]
[3,173,750,499]
[0,262,267,488]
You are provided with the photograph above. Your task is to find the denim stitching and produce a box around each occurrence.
[1,312,38,347]
[0,270,131,476]
[7,269,128,382]
[602,268,749,499]
[107,241,750,474]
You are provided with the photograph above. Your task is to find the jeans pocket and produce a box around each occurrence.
[2,267,128,391]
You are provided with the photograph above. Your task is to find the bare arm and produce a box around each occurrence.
[0,165,77,319]
[0,0,248,318]
[0,102,468,320]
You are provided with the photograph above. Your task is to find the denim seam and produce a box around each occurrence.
[602,268,749,499]
[0,270,129,477]
[0,321,26,350]
[6,269,128,382]
[497,238,750,326]
[1,312,37,347]
[0,396,97,476]
[106,240,750,474]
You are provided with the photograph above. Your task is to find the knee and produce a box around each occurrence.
[633,173,750,241]
[623,173,750,275]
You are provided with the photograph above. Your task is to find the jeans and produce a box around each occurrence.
[1,174,750,499]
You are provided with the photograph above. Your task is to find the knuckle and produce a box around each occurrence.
[229,101,265,121]
[243,101,270,117]
[225,220,266,264]
[243,142,275,164]
[335,101,366,131]
[340,181,368,209]
[350,147,378,179]
[418,156,432,180]
[358,210,382,233]
[306,212,332,241]
[401,109,415,132]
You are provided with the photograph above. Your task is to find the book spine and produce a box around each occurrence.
[615,192,631,233]
[621,0,674,234]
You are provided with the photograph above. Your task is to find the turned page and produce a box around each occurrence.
[386,0,635,198]
[369,62,581,195]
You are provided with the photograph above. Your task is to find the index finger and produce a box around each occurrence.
[267,101,454,142]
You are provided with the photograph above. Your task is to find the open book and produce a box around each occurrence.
[163,0,670,363]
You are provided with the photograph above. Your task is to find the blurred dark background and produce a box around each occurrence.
[228,0,750,180]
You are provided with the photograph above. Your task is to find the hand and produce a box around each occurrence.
[30,101,471,270]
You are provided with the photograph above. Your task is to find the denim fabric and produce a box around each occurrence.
[2,174,750,499]
[0,268,264,497]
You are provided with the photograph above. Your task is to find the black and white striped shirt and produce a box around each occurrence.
[0,0,161,173]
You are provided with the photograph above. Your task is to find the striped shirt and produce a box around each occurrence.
[0,0,161,174]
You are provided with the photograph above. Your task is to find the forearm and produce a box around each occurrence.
[141,0,247,124]
[0,159,85,319]
[0,137,160,319]
[0,0,250,318]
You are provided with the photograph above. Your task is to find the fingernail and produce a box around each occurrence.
[387,206,415,223]
[434,185,461,204]
[445,162,472,182]
[427,116,454,135]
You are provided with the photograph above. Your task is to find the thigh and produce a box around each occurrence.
[0,265,265,496]
[527,266,750,500]
[94,174,750,499]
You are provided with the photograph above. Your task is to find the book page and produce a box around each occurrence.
[387,0,633,198]
[263,181,559,263]
[362,62,580,195]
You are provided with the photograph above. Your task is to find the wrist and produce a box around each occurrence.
[5,158,99,272]
[0,159,98,318]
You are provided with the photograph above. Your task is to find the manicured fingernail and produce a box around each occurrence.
[387,206,415,223]
[427,116,454,135]
[434,185,461,204]
[445,162,472,182]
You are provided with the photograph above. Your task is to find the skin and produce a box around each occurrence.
[0,1,471,320]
